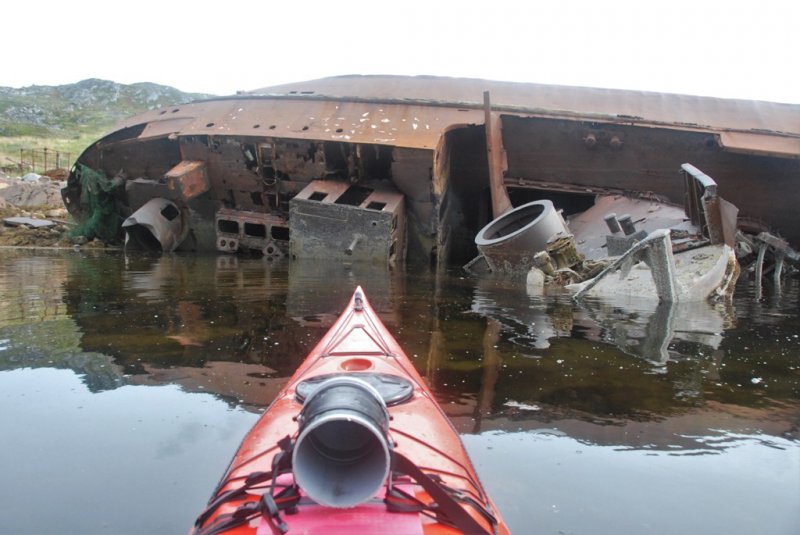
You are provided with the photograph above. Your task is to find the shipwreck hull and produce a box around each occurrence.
[500,115,800,244]
[62,75,800,266]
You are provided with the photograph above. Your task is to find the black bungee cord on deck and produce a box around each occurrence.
[191,436,498,535]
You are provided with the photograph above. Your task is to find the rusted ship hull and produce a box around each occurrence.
[61,75,800,266]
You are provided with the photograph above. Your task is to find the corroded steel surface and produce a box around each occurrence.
[112,98,466,150]
[164,160,209,201]
[65,75,800,261]
[112,75,800,156]
[122,198,185,252]
[290,180,406,264]
[247,76,800,141]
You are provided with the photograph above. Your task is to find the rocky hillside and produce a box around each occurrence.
[0,79,215,137]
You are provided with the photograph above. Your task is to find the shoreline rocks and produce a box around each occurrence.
[0,172,73,247]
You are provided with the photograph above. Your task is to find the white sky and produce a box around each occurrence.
[3,0,799,104]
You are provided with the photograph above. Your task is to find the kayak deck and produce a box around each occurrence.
[192,288,509,535]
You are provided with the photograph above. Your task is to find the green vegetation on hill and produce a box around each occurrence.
[0,79,215,173]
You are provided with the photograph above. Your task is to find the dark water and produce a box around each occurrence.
[0,249,797,534]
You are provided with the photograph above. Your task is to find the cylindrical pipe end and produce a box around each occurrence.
[293,377,390,508]
[618,214,637,236]
[604,213,621,234]
[345,236,360,255]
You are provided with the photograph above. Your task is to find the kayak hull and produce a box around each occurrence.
[193,287,509,534]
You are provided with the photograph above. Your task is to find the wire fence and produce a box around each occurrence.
[11,148,73,175]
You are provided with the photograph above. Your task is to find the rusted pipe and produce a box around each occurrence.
[345,236,360,255]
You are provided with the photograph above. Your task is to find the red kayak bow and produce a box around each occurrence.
[191,287,510,535]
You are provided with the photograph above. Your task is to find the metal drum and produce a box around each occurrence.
[475,200,570,273]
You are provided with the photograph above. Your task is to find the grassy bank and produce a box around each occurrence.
[0,131,104,174]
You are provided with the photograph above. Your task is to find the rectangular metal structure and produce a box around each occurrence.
[215,208,289,259]
[289,180,405,264]
[165,160,210,201]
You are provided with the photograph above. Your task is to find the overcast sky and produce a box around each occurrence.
[4,0,799,104]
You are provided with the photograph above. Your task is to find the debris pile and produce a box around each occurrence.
[0,171,76,247]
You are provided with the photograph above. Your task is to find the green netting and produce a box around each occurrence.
[68,164,124,242]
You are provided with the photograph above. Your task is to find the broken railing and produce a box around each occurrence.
[14,148,73,174]
[681,162,737,246]
[682,163,800,293]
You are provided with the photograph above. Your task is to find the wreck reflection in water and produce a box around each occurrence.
[0,250,798,534]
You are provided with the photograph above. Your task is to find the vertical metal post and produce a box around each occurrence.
[44,148,48,173]
[773,252,785,291]
[483,91,513,218]
[642,230,678,302]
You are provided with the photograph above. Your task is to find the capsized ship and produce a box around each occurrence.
[61,75,800,270]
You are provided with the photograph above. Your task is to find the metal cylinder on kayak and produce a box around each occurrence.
[293,376,391,508]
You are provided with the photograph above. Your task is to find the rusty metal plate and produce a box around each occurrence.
[718,132,800,158]
[116,76,798,151]
[247,75,800,139]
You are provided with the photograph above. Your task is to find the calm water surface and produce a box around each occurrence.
[0,249,797,534]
